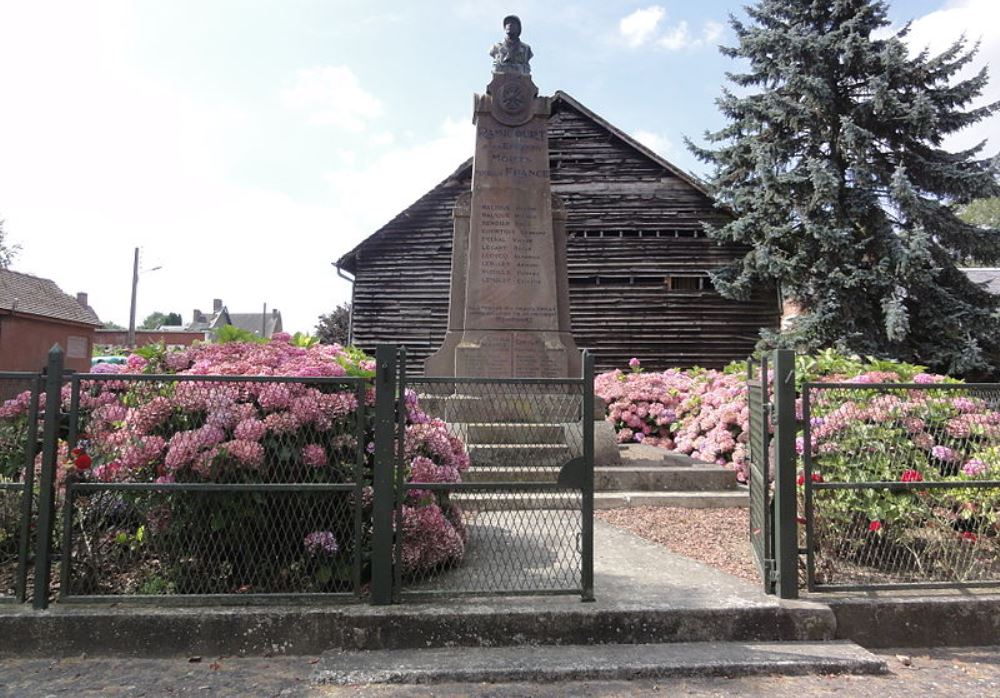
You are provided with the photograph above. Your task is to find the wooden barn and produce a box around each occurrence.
[335,91,779,373]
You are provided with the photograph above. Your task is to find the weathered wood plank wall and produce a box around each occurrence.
[341,97,779,373]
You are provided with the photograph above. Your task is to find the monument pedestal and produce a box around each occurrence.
[424,72,579,379]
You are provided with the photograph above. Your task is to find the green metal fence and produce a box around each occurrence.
[2,343,596,608]
[803,382,1000,591]
[746,350,799,599]
[0,372,40,605]
[746,357,773,594]
[392,350,595,600]
[56,371,369,604]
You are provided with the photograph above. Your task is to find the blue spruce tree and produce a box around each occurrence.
[689,0,1000,376]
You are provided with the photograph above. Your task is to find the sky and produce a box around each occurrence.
[0,0,997,334]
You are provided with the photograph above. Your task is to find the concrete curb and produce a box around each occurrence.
[0,602,834,658]
[312,641,887,685]
[827,593,1000,648]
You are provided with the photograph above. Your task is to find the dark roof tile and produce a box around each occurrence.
[0,269,101,326]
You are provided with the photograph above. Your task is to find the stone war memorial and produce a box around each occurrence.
[425,14,580,379]
[420,15,619,467]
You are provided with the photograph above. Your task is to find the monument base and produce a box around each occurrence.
[459,330,581,379]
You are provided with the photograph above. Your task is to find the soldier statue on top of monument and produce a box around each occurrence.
[490,15,532,75]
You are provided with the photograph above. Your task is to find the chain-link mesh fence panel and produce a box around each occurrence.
[804,383,1000,589]
[0,484,25,600]
[53,374,370,601]
[0,374,41,603]
[397,378,589,596]
[63,484,362,598]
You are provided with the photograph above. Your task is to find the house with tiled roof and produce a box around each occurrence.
[0,268,102,372]
[185,298,283,339]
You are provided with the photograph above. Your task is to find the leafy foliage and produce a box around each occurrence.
[688,0,1000,378]
[140,311,182,330]
[958,197,1000,229]
[215,325,266,344]
[0,219,20,269]
[315,303,351,346]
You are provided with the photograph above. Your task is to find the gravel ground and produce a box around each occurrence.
[597,506,757,582]
[2,646,999,696]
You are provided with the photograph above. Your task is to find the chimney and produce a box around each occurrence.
[193,309,203,323]
[213,298,223,313]
[272,309,279,317]
[76,292,89,307]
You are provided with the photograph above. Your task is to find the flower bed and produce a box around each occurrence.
[0,335,469,595]
[596,351,1000,583]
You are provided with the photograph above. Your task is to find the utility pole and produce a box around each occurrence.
[262,302,267,338]
[128,247,139,347]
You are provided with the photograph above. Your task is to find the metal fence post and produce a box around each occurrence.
[581,350,595,602]
[371,345,398,605]
[772,349,799,599]
[34,345,65,609]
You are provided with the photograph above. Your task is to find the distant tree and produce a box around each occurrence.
[689,0,1000,376]
[102,321,126,330]
[315,303,351,345]
[959,197,1000,229]
[140,311,182,330]
[0,219,21,269]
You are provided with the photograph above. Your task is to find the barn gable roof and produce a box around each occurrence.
[335,90,715,274]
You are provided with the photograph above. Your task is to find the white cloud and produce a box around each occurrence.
[658,21,691,50]
[703,20,725,44]
[631,129,674,157]
[280,66,382,131]
[658,20,725,51]
[898,0,1000,155]
[619,6,666,48]
[617,6,725,52]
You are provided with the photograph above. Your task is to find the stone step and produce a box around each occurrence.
[467,443,573,468]
[461,466,739,491]
[419,394,586,423]
[312,641,886,685]
[465,422,566,445]
[452,490,748,510]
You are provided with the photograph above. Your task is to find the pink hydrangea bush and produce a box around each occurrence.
[0,336,469,592]
[596,351,1000,578]
[595,365,750,480]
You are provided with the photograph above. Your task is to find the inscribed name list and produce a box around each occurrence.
[465,116,559,332]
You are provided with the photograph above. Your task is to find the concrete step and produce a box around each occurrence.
[313,641,886,685]
[468,443,573,468]
[461,466,739,491]
[451,490,748,510]
[428,395,586,423]
[465,423,566,445]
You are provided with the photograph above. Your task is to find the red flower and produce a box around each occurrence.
[796,516,808,525]
[961,532,978,543]
[868,520,882,532]
[900,469,923,483]
[797,472,823,486]
[73,453,92,471]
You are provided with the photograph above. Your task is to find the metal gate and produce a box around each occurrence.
[383,347,596,601]
[747,357,774,594]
